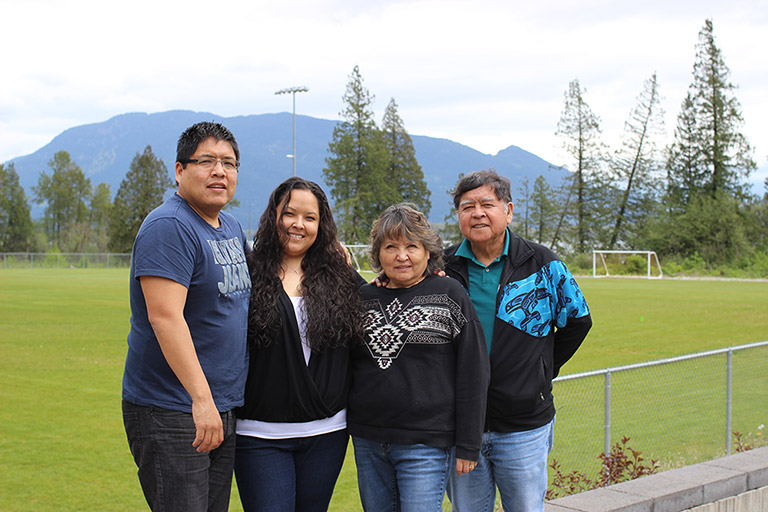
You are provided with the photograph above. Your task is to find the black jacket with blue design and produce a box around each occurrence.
[444,229,592,432]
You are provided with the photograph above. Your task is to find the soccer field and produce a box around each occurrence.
[0,269,766,511]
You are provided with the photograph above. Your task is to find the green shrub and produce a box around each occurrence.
[546,437,658,500]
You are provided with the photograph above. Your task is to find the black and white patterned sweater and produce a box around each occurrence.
[348,275,490,461]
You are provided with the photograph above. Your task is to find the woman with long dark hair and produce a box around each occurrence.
[234,177,364,512]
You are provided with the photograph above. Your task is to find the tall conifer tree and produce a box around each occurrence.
[667,19,755,202]
[108,145,172,253]
[88,183,112,252]
[609,73,665,248]
[381,98,431,216]
[529,175,557,245]
[666,92,707,209]
[323,66,390,243]
[556,79,606,253]
[516,177,530,239]
[658,19,757,265]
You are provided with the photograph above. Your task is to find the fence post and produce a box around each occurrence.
[604,371,611,455]
[726,349,733,455]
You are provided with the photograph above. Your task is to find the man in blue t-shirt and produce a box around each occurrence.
[122,122,251,512]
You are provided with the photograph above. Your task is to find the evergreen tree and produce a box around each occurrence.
[660,19,757,266]
[549,179,574,253]
[0,162,35,252]
[108,145,173,253]
[323,66,391,243]
[439,173,465,245]
[381,98,431,216]
[88,183,112,252]
[529,175,557,245]
[649,191,751,266]
[555,79,606,253]
[609,73,665,248]
[666,92,707,209]
[764,175,768,201]
[515,177,530,239]
[668,19,756,202]
[743,194,768,256]
[33,151,92,249]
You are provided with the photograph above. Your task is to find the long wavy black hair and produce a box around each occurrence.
[248,177,364,350]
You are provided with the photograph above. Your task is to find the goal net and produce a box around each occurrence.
[592,250,663,279]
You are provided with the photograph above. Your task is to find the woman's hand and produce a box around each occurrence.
[455,458,478,476]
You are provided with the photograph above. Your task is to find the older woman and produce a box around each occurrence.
[234,177,364,512]
[347,203,490,512]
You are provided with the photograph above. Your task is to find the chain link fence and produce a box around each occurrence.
[550,341,768,482]
[1,250,369,271]
[1,252,132,268]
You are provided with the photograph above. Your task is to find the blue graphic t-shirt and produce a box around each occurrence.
[122,194,251,413]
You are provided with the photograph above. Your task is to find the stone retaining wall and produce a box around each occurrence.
[545,446,768,512]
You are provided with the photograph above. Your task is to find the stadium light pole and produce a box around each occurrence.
[275,86,309,176]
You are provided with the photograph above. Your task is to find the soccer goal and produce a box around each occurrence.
[592,250,663,279]
[344,244,370,273]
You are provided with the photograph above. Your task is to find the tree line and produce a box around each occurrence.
[0,146,172,254]
[0,64,432,256]
[2,20,766,274]
[509,19,766,272]
[323,64,431,243]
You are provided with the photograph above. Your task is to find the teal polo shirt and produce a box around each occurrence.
[455,230,509,354]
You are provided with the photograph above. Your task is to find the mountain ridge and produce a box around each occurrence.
[8,110,568,227]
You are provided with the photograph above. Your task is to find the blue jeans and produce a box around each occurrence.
[352,437,451,512]
[234,429,348,512]
[122,400,236,512]
[446,418,555,512]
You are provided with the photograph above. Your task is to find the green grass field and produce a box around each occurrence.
[0,269,766,511]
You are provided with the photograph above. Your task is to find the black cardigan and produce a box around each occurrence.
[235,288,352,423]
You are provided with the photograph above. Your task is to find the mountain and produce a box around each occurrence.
[8,110,569,228]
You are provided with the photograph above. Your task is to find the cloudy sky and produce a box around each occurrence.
[2,0,766,188]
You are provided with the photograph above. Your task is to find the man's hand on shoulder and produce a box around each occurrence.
[371,272,388,287]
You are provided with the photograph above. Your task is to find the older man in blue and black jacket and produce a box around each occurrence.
[445,169,592,512]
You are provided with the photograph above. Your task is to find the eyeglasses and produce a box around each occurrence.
[184,158,240,172]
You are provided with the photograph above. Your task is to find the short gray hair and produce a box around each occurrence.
[369,203,443,275]
[451,169,512,209]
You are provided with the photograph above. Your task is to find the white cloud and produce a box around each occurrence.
[1,0,767,195]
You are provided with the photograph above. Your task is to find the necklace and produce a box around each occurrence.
[282,263,302,275]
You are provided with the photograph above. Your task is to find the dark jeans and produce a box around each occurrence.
[234,429,349,512]
[122,400,236,512]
